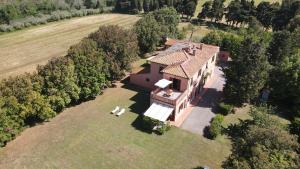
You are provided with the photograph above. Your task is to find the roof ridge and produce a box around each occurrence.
[180,62,190,78]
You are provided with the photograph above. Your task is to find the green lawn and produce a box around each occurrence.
[0,60,231,169]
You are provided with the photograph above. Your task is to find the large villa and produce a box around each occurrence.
[130,39,220,125]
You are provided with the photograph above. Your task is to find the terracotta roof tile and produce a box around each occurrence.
[150,50,189,65]
[162,63,188,78]
[150,40,220,78]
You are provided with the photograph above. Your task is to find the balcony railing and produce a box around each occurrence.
[151,88,188,105]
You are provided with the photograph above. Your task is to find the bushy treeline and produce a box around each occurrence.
[199,0,300,31]
[223,106,300,168]
[0,25,139,146]
[0,0,115,32]
[202,17,300,144]
[115,0,197,18]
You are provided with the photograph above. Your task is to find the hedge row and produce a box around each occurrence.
[0,8,112,32]
[0,25,139,146]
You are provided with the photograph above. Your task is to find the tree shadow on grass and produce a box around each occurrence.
[222,119,251,141]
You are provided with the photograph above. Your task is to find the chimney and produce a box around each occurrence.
[199,43,203,50]
[192,49,196,56]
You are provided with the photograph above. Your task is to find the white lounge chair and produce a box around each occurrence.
[111,106,120,114]
[116,108,125,116]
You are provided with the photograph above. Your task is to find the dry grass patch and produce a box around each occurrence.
[0,14,139,78]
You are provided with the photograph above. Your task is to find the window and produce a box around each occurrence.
[198,69,202,77]
[159,66,164,74]
[212,55,215,62]
[172,78,181,91]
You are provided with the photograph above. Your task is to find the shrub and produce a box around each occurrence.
[156,121,171,135]
[209,114,224,139]
[11,22,24,30]
[142,116,171,135]
[218,102,233,115]
[0,24,14,32]
[70,10,86,17]
[0,9,103,33]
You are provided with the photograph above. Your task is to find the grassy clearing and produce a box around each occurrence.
[222,104,291,128]
[0,60,231,169]
[0,14,139,79]
[179,22,213,41]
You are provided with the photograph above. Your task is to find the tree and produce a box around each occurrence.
[0,74,55,121]
[201,30,224,46]
[0,96,23,146]
[267,30,292,65]
[272,0,300,31]
[67,38,106,99]
[183,0,197,20]
[223,106,300,169]
[288,14,300,32]
[239,0,256,26]
[89,25,139,80]
[211,0,225,22]
[38,57,80,112]
[248,16,263,31]
[0,4,20,24]
[256,2,279,30]
[68,0,84,9]
[152,7,180,39]
[269,49,300,118]
[290,117,300,142]
[224,34,270,104]
[201,30,243,56]
[225,0,241,26]
[134,14,161,53]
[198,1,212,20]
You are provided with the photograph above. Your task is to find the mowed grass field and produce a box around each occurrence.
[0,60,232,169]
[0,14,140,79]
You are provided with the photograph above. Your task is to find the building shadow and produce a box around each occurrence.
[120,77,150,115]
[120,77,153,134]
[197,88,223,114]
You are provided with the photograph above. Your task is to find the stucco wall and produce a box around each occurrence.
[163,73,189,92]
[130,73,154,90]
[130,62,165,90]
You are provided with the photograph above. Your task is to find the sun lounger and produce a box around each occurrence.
[116,108,125,116]
[111,106,120,114]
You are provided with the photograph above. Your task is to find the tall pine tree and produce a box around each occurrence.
[224,34,270,104]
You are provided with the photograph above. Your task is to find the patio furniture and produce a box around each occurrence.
[116,108,125,116]
[111,106,120,114]
[153,125,162,131]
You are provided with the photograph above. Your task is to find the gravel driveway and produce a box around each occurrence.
[180,66,225,135]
